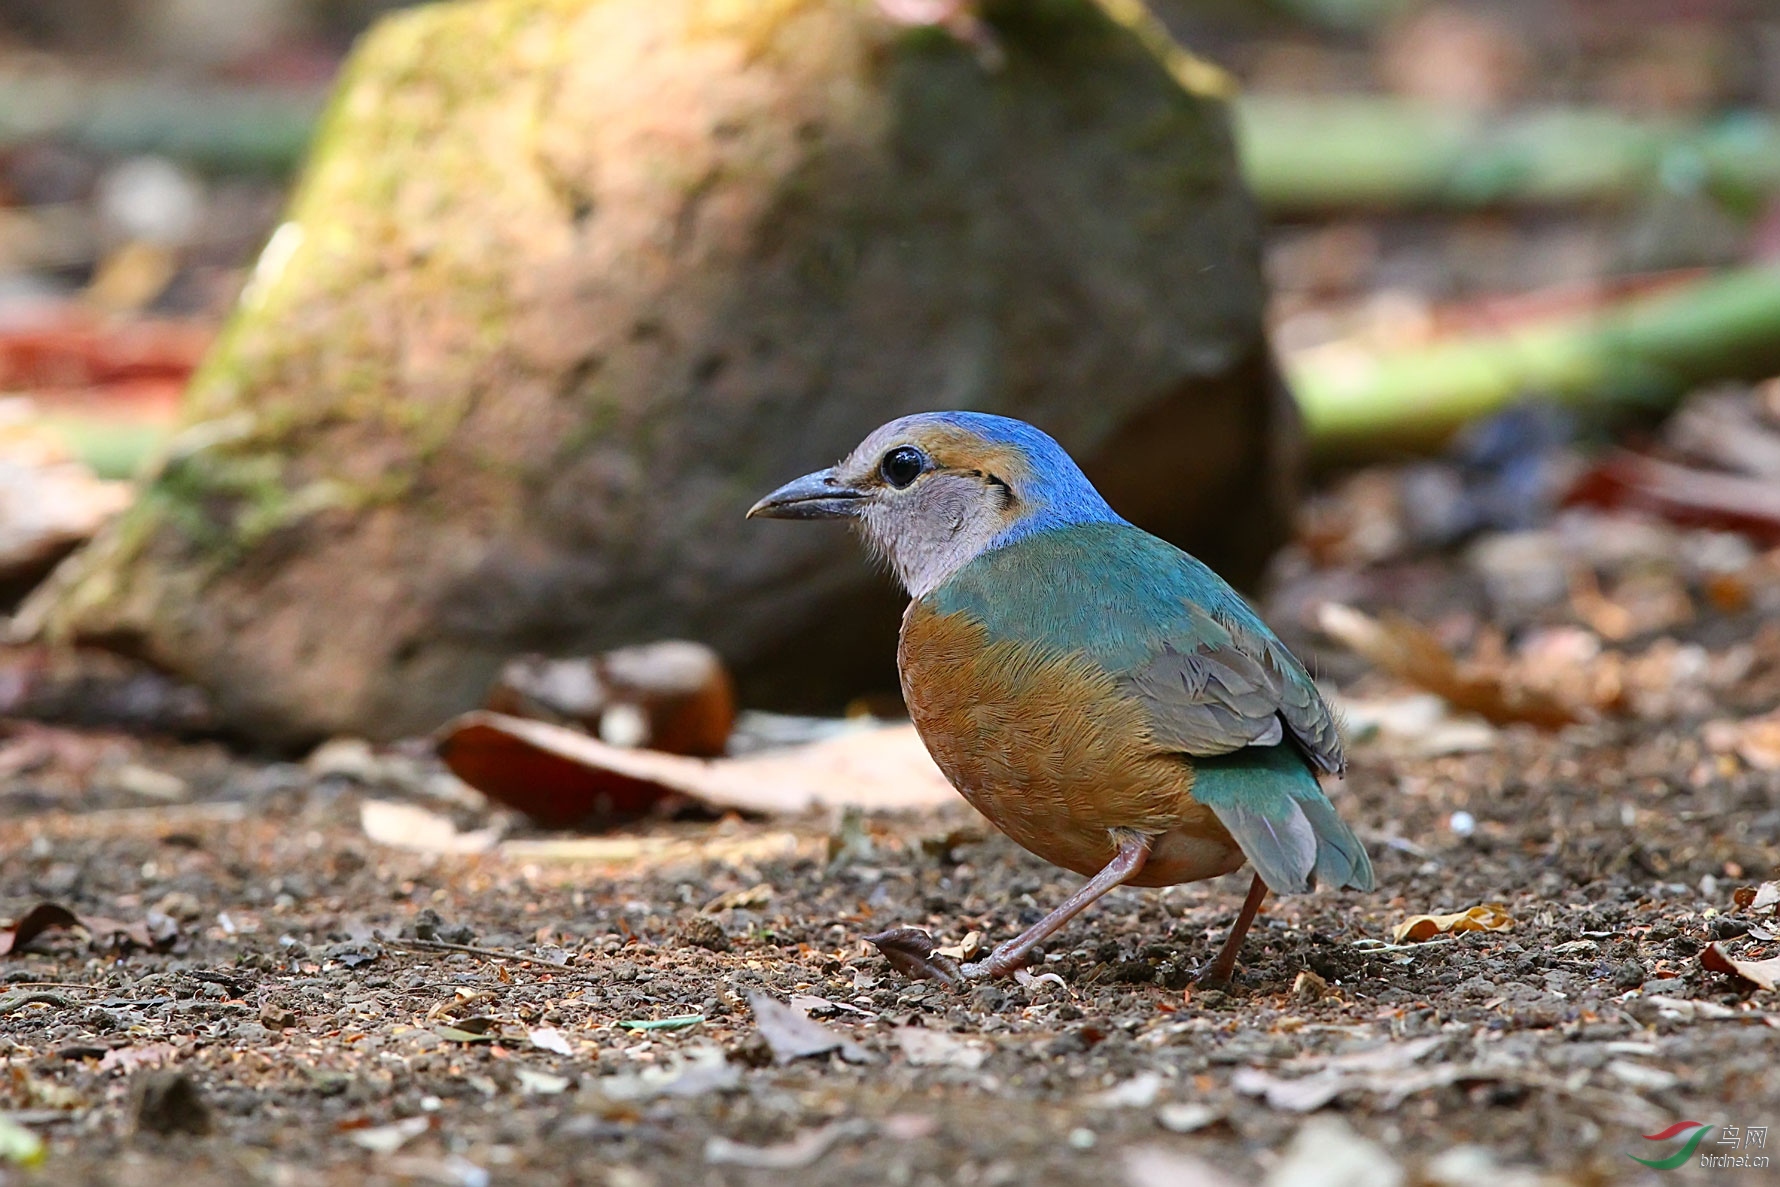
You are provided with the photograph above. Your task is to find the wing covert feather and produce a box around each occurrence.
[1122,605,1345,776]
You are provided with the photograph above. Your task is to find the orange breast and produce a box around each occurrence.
[898,602,1243,887]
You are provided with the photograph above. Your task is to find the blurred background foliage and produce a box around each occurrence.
[7,0,1780,474]
[7,0,1780,735]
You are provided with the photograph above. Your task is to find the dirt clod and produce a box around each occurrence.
[132,1071,212,1137]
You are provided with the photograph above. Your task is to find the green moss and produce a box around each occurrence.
[125,0,569,565]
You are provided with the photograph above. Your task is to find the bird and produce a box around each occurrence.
[747,411,1373,985]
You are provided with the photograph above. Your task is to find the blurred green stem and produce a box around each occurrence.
[5,69,1780,208]
[1237,95,1780,211]
[1291,265,1780,453]
[0,72,323,174]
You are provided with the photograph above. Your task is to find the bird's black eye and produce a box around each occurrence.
[880,446,926,489]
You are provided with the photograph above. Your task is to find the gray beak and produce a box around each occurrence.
[746,468,868,520]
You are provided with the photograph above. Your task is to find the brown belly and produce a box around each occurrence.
[899,603,1242,887]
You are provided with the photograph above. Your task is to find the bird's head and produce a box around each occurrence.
[748,411,1120,596]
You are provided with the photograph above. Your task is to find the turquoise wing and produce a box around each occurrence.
[1120,594,1345,777]
[925,522,1345,774]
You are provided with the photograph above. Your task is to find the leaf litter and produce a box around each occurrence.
[1701,942,1780,991]
[747,992,875,1065]
[1391,903,1515,944]
[8,406,1780,1185]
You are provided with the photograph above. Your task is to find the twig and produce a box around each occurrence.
[0,992,72,1014]
[1352,937,1456,953]
[0,982,104,991]
[380,936,571,968]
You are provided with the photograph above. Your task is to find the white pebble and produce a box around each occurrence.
[98,156,202,246]
[599,702,651,748]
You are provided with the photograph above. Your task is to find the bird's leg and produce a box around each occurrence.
[961,832,1152,979]
[866,833,1151,984]
[1195,873,1268,987]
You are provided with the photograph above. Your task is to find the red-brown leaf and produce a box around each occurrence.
[0,902,83,956]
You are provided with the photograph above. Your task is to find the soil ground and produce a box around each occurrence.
[5,497,1780,1187]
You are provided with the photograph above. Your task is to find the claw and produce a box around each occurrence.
[1190,961,1232,988]
[958,944,1029,980]
[864,927,967,987]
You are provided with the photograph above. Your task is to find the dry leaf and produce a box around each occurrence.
[593,1046,739,1101]
[934,931,983,961]
[515,1068,571,1095]
[84,910,178,952]
[1268,1117,1403,1187]
[704,1120,873,1170]
[1332,693,1498,757]
[498,832,798,867]
[1707,712,1780,772]
[702,885,772,913]
[358,800,499,855]
[437,712,954,829]
[1122,1146,1244,1187]
[1,902,173,955]
[1567,450,1780,548]
[1318,603,1578,729]
[1702,942,1780,991]
[1392,904,1514,944]
[747,992,874,1065]
[348,1115,432,1154]
[527,1027,574,1056]
[894,1027,988,1070]
[1231,1036,1446,1112]
[788,994,875,1020]
[0,902,82,956]
[98,1043,177,1075]
[1084,1071,1163,1109]
[0,412,133,585]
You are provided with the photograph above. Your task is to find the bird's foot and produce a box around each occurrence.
[1189,959,1234,988]
[864,927,1037,983]
[864,927,968,986]
[958,941,1034,980]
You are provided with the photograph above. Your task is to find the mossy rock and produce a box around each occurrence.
[26,0,1289,746]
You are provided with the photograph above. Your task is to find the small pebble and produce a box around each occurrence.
[1066,1127,1097,1150]
[260,1001,299,1030]
[1156,1103,1220,1134]
[1448,811,1476,837]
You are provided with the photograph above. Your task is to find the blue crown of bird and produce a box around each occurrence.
[749,411,1373,985]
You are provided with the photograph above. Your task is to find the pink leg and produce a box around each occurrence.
[1196,873,1268,987]
[867,833,1151,983]
[964,832,1152,977]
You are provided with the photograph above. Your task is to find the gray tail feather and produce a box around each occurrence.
[1299,796,1375,892]
[1209,801,1317,896]
[1209,796,1375,896]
